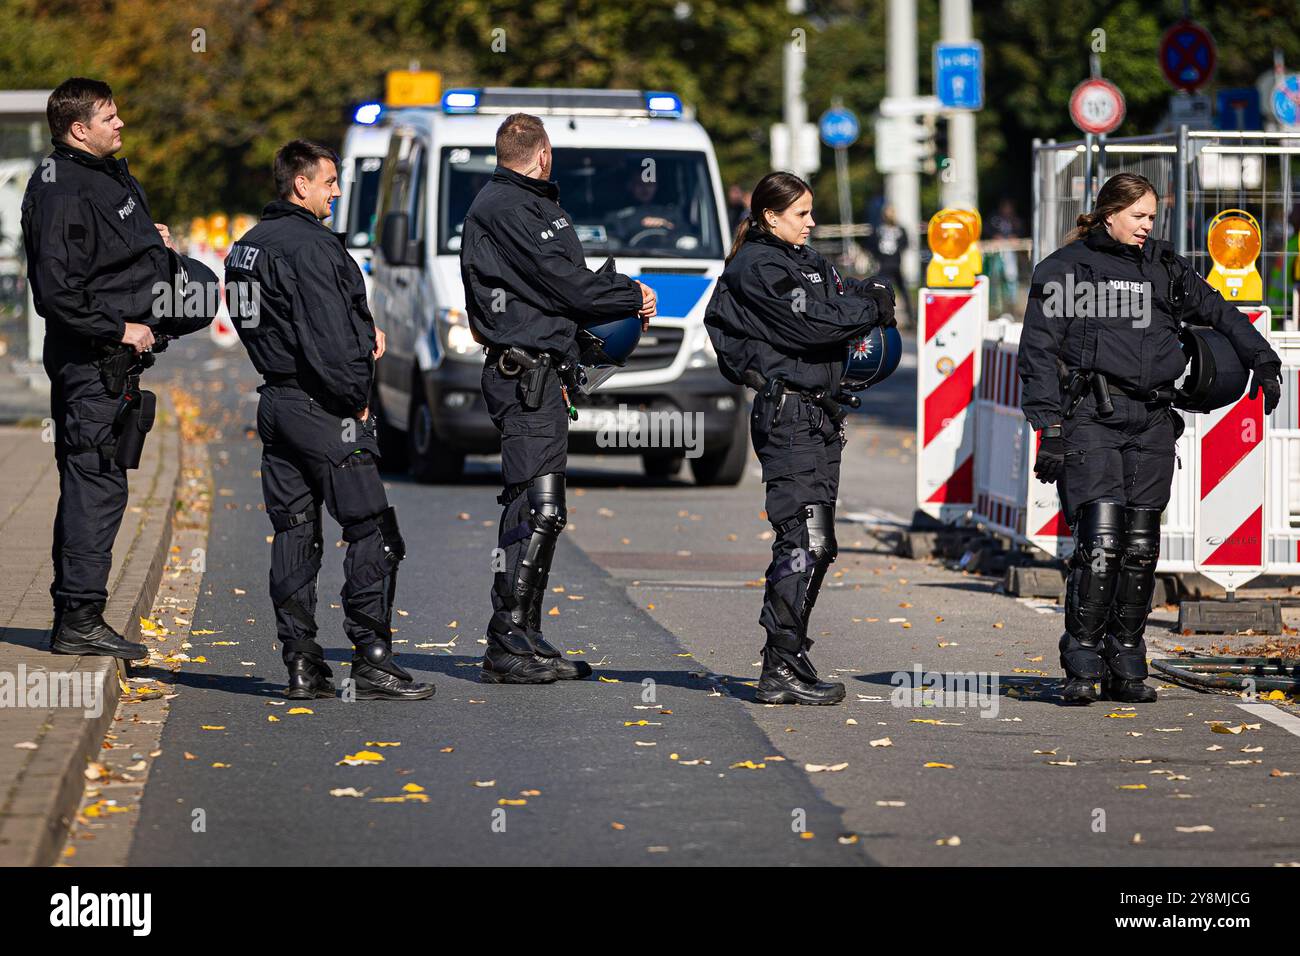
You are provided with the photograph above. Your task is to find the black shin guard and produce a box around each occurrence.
[1060,500,1124,681]
[492,472,565,656]
[763,504,837,685]
[1104,507,1161,681]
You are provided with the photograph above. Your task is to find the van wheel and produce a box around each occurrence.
[690,411,748,486]
[642,454,683,480]
[372,386,409,473]
[408,381,465,483]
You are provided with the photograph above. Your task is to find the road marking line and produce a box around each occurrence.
[1236,702,1300,738]
[1017,597,1063,616]
[844,508,911,529]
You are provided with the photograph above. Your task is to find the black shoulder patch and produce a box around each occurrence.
[773,274,798,296]
[67,222,86,243]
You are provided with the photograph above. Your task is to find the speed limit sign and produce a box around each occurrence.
[1070,77,1126,135]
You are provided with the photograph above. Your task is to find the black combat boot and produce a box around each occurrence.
[755,644,845,705]
[1058,632,1103,705]
[480,620,558,685]
[1100,635,1157,703]
[351,641,435,700]
[285,656,336,700]
[523,581,591,681]
[51,602,149,661]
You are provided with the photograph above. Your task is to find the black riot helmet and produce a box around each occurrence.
[1173,326,1250,413]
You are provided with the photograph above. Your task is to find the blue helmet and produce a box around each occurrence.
[576,315,643,392]
[842,325,903,391]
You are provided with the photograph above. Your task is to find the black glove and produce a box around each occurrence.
[861,276,897,328]
[1248,359,1281,416]
[1034,434,1065,483]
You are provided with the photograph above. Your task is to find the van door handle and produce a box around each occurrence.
[395,275,409,288]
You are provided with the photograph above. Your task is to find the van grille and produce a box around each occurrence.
[622,325,683,374]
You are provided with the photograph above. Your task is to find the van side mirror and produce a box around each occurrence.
[379,211,409,265]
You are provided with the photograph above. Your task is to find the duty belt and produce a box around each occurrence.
[1062,368,1175,420]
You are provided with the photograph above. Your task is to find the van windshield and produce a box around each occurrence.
[439,146,723,259]
[344,156,384,249]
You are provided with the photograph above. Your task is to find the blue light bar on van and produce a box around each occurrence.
[645,92,682,118]
[442,89,481,114]
[354,102,382,125]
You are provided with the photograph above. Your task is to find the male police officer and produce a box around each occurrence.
[23,77,211,660]
[460,113,657,683]
[224,140,432,701]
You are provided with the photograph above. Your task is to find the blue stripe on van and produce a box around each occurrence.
[632,274,714,318]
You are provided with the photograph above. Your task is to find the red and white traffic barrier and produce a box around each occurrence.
[916,277,988,522]
[1191,307,1270,591]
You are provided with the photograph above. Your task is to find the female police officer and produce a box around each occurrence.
[704,172,895,705]
[1019,173,1281,705]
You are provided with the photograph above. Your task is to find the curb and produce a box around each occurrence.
[0,398,182,867]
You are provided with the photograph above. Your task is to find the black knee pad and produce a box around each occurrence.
[804,504,838,567]
[526,472,567,537]
[342,506,403,589]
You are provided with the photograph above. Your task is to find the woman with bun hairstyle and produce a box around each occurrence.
[704,171,896,705]
[1018,173,1280,705]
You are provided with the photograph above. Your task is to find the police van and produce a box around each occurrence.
[366,87,746,484]
[333,111,391,286]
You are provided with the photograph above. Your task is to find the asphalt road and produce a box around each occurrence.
[124,334,1299,866]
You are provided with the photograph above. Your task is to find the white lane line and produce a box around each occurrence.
[1236,702,1300,738]
[1018,597,1063,616]
[843,508,911,529]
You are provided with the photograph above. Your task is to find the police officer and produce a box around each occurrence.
[704,171,895,705]
[460,113,657,684]
[224,140,432,701]
[1019,173,1281,705]
[23,77,212,660]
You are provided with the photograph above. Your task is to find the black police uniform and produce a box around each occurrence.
[22,141,210,659]
[1019,226,1281,703]
[460,166,644,683]
[705,230,891,704]
[224,200,431,700]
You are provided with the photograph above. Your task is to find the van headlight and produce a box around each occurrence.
[685,324,717,369]
[438,308,481,357]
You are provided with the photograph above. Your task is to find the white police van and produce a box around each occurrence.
[366,87,746,484]
[333,110,391,285]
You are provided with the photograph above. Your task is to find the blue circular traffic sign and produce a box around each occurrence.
[819,107,860,149]
[1273,75,1300,129]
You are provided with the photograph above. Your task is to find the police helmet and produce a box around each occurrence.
[576,315,643,392]
[842,325,904,391]
[1173,325,1250,413]
[171,251,223,324]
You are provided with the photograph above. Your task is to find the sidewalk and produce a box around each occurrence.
[0,406,181,866]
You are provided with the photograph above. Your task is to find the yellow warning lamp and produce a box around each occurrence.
[230,214,256,242]
[189,216,209,247]
[925,207,983,288]
[1206,209,1263,302]
[206,213,230,254]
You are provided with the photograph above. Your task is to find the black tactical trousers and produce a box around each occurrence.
[751,391,843,656]
[480,362,569,644]
[1058,392,1181,682]
[256,384,403,665]
[48,360,129,611]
